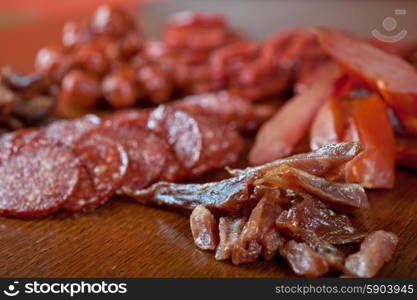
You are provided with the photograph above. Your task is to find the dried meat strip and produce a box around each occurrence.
[273,166,369,210]
[132,143,365,213]
[232,189,284,264]
[276,197,366,245]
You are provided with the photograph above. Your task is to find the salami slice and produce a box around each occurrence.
[0,137,80,217]
[63,132,128,211]
[42,114,101,146]
[94,120,181,195]
[148,105,243,177]
[0,128,43,160]
[104,109,150,127]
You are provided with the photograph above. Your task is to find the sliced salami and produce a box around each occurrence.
[63,132,128,211]
[147,105,243,177]
[104,109,150,127]
[94,120,181,195]
[42,114,101,146]
[0,128,43,160]
[0,137,80,217]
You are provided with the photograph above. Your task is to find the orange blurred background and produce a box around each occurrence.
[0,0,144,72]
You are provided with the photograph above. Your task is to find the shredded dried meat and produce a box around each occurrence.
[232,189,283,264]
[280,240,329,277]
[344,230,398,277]
[190,205,219,250]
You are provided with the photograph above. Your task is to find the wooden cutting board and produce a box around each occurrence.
[0,0,416,278]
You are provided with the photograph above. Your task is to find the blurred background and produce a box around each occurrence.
[1,0,416,72]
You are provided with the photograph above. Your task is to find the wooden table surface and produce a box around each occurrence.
[0,139,416,278]
[0,1,416,278]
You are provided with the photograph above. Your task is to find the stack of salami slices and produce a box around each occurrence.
[0,92,272,218]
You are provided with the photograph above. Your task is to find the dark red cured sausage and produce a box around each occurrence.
[42,114,101,146]
[0,136,80,217]
[147,105,243,177]
[104,109,150,128]
[172,91,275,132]
[0,128,42,160]
[93,120,181,195]
[63,132,128,211]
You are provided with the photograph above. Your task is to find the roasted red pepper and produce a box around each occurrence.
[315,27,417,136]
[344,93,396,189]
[310,96,347,150]
[248,63,340,165]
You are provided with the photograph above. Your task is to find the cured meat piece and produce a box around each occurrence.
[135,63,173,104]
[190,205,219,250]
[210,41,259,85]
[344,230,398,277]
[132,175,252,213]
[234,58,292,100]
[164,11,228,51]
[101,69,140,108]
[315,27,417,136]
[260,228,286,261]
[60,70,101,108]
[92,121,180,195]
[344,94,396,189]
[104,109,150,127]
[173,91,275,132]
[273,166,369,210]
[310,97,347,150]
[262,29,330,95]
[147,105,243,177]
[276,197,366,245]
[215,215,246,261]
[249,63,340,165]
[63,132,128,211]
[90,4,135,38]
[42,114,101,146]
[0,137,80,217]
[133,143,363,213]
[244,142,362,181]
[396,137,417,170]
[232,189,283,264]
[0,128,42,160]
[280,240,329,277]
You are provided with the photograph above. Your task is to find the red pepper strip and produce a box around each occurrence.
[396,137,417,170]
[310,97,347,151]
[315,27,417,136]
[345,93,396,189]
[366,38,417,59]
[248,63,340,165]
